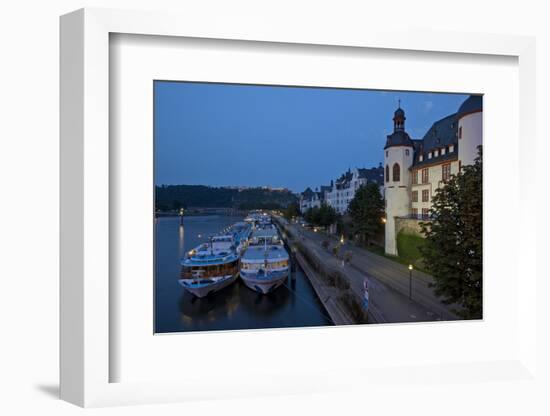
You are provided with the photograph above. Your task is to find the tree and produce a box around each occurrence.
[420,146,483,319]
[317,203,338,228]
[304,203,338,228]
[304,206,319,225]
[283,201,300,220]
[348,182,384,246]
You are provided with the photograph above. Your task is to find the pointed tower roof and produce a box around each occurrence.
[385,103,413,149]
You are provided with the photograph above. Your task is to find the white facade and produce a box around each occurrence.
[458,111,483,166]
[300,192,321,212]
[301,167,384,216]
[324,167,384,214]
[410,160,460,219]
[325,169,367,214]
[384,145,414,255]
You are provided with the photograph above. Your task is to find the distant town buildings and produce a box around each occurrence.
[383,95,483,255]
[300,166,384,214]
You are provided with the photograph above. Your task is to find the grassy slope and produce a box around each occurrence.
[367,231,427,272]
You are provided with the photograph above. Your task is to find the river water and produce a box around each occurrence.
[155,215,333,333]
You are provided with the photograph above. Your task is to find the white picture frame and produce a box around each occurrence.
[60,7,538,408]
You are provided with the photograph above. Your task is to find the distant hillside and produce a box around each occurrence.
[155,184,298,211]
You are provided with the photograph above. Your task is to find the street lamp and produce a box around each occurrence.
[381,217,387,224]
[408,264,413,300]
[340,235,344,244]
[179,208,184,226]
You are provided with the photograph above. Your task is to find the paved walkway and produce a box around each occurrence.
[279,218,454,324]
[290,221,460,321]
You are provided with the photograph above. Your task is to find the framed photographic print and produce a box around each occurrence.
[153,81,481,334]
[60,7,538,408]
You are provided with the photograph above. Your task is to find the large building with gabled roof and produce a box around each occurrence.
[383,95,482,255]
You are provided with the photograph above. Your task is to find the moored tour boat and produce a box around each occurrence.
[239,223,290,294]
[178,222,251,298]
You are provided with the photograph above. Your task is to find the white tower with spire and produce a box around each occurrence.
[384,103,414,255]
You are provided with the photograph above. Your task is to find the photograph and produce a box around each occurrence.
[153,81,483,333]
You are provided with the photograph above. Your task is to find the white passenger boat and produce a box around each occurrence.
[179,223,251,298]
[239,223,290,294]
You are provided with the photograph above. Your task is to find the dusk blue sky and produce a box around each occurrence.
[154,81,469,192]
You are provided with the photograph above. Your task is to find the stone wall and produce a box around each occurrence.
[395,217,425,238]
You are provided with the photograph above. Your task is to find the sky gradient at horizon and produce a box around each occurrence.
[155,82,469,192]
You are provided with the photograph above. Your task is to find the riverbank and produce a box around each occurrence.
[275,216,459,324]
[275,217,369,325]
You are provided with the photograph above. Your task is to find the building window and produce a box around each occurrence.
[412,208,418,218]
[421,168,429,184]
[385,165,389,182]
[422,208,429,219]
[405,149,410,156]
[386,150,388,157]
[392,163,400,182]
[412,170,418,184]
[419,155,423,162]
[428,152,432,159]
[442,163,451,182]
[434,150,439,157]
[449,144,454,153]
[459,126,462,139]
[422,189,429,202]
[412,191,418,202]
[441,147,446,155]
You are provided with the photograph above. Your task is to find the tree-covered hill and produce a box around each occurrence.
[155,184,298,211]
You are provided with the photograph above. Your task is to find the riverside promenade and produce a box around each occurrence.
[276,216,459,324]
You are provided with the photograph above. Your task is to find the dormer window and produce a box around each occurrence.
[449,144,454,153]
[419,155,423,162]
[441,147,446,155]
[428,152,432,159]
[434,150,439,157]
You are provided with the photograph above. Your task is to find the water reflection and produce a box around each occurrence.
[155,216,333,333]
[178,224,185,259]
[179,282,241,324]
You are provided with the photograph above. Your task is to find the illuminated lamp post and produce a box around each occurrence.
[408,264,414,300]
